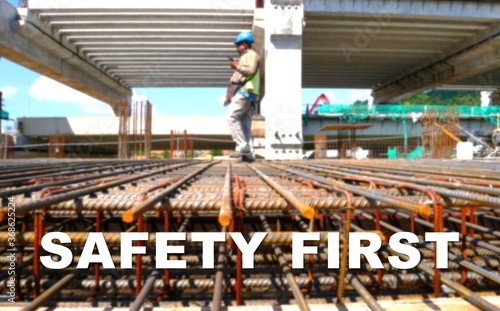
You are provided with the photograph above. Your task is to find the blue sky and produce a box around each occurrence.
[0,0,371,131]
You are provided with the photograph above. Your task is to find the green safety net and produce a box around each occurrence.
[387,146,423,159]
[407,146,423,159]
[387,147,398,159]
[317,105,500,125]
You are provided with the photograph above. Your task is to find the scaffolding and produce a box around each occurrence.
[422,108,459,159]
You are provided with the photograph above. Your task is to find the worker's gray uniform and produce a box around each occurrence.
[226,49,259,156]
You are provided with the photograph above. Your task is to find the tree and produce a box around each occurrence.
[162,150,171,159]
[210,150,224,157]
[396,90,480,106]
[353,99,368,105]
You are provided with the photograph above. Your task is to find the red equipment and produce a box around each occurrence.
[308,93,331,115]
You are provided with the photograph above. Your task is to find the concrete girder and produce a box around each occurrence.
[28,0,255,11]
[24,2,255,90]
[0,1,131,114]
[372,37,500,104]
[305,27,479,38]
[302,0,500,93]
[304,0,500,18]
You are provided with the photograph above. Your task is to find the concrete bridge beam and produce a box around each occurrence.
[0,0,131,114]
[372,37,500,103]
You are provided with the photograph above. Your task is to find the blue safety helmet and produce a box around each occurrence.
[234,31,254,45]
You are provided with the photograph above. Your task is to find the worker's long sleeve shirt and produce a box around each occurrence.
[229,49,259,93]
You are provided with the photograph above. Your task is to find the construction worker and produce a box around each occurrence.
[224,31,260,162]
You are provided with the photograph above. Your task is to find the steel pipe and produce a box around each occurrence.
[129,270,160,311]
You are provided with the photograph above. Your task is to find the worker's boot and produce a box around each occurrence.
[242,154,255,163]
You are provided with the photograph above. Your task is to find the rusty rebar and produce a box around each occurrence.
[212,229,227,311]
[2,159,500,308]
[0,161,175,197]
[218,163,232,227]
[122,162,217,222]
[8,272,498,291]
[5,195,477,218]
[260,215,310,311]
[334,164,500,208]
[14,162,200,215]
[387,209,500,256]
[346,274,384,311]
[20,272,78,311]
[359,211,500,286]
[418,261,500,311]
[276,165,432,217]
[247,164,315,219]
[1,231,356,247]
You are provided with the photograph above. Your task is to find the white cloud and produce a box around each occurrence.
[81,103,113,115]
[131,91,148,103]
[154,106,165,117]
[0,86,18,99]
[29,76,116,115]
[129,90,163,116]
[29,76,103,105]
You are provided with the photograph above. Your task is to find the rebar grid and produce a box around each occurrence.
[1,159,500,311]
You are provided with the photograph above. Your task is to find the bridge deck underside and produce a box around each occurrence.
[27,5,255,88]
[25,1,500,92]
[302,11,497,89]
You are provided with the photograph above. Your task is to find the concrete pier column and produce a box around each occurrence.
[261,0,304,160]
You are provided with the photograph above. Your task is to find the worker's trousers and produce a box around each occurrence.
[226,94,254,155]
